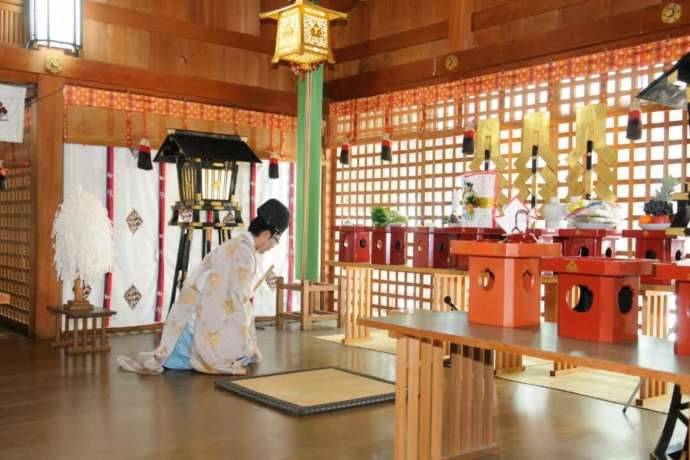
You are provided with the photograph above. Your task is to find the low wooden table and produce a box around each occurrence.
[360,311,690,460]
[47,306,116,354]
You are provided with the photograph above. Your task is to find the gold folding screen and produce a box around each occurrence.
[327,54,689,314]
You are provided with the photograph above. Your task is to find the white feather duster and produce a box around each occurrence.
[52,189,114,288]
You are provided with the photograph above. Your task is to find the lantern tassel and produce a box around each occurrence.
[625,100,642,140]
[269,154,279,179]
[462,122,475,155]
[381,133,392,161]
[136,138,153,171]
[339,141,350,165]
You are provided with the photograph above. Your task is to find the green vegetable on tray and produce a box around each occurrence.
[371,207,407,227]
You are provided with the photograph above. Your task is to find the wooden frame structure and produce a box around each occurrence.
[275,277,339,331]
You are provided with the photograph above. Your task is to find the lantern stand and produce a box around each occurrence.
[154,130,262,312]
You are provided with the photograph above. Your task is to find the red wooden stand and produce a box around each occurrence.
[654,263,690,355]
[555,228,619,258]
[411,227,480,269]
[451,241,561,327]
[623,230,685,285]
[371,225,406,265]
[451,227,505,270]
[542,257,652,343]
[336,225,371,263]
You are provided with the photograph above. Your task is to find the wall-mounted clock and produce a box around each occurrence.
[662,2,682,24]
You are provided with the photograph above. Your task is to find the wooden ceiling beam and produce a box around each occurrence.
[325,0,690,101]
[83,1,274,55]
[0,45,297,115]
[334,21,449,63]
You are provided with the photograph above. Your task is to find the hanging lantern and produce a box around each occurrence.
[28,0,83,55]
[339,140,350,165]
[269,153,280,179]
[625,99,642,141]
[380,133,392,161]
[462,120,476,155]
[259,0,348,71]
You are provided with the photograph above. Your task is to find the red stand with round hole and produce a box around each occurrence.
[451,240,561,327]
[623,230,686,285]
[336,225,371,263]
[653,262,690,355]
[555,228,619,258]
[541,257,653,343]
[371,225,406,265]
[451,227,505,270]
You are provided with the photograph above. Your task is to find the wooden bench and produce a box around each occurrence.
[275,278,339,331]
[361,311,690,460]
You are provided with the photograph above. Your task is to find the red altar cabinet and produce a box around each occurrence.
[451,240,561,327]
[623,230,685,284]
[336,225,371,263]
[654,262,690,355]
[541,257,653,343]
[451,227,505,270]
[371,225,406,265]
[555,228,619,258]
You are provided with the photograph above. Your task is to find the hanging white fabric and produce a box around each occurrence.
[0,84,26,143]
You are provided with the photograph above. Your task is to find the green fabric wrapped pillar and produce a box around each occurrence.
[294,65,323,282]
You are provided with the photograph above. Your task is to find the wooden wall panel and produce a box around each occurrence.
[325,0,690,100]
[0,0,23,47]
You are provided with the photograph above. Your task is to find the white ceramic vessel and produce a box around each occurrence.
[541,197,566,230]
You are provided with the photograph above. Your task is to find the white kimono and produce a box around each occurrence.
[117,231,259,375]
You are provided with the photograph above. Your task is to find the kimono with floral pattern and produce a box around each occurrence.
[117,231,259,375]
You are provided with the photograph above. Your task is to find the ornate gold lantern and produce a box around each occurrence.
[259,0,347,71]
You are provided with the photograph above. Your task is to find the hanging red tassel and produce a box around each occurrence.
[380,133,392,161]
[0,160,7,190]
[339,141,350,165]
[462,120,475,155]
[269,153,279,179]
[625,100,642,141]
[136,137,153,170]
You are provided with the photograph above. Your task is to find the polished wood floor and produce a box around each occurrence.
[0,321,683,459]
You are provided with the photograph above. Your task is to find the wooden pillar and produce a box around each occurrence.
[544,276,578,376]
[34,75,64,338]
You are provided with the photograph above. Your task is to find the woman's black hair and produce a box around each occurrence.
[248,215,278,237]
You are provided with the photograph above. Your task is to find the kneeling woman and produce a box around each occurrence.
[117,199,289,375]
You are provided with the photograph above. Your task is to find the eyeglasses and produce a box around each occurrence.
[271,233,281,245]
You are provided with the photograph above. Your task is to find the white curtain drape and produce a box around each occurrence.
[63,144,291,326]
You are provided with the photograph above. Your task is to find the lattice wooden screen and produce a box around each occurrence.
[0,163,33,328]
[327,59,689,312]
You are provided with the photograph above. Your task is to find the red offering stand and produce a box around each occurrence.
[336,225,371,263]
[542,257,653,343]
[371,225,406,265]
[555,228,619,258]
[451,227,505,270]
[654,262,690,355]
[623,230,685,284]
[451,240,561,327]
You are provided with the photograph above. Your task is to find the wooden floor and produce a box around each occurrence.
[0,321,683,459]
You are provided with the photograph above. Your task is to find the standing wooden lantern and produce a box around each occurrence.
[555,228,619,258]
[336,225,371,263]
[623,230,685,284]
[542,257,652,343]
[371,225,406,265]
[451,240,561,327]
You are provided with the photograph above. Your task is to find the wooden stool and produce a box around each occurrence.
[275,278,339,331]
[47,305,116,354]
